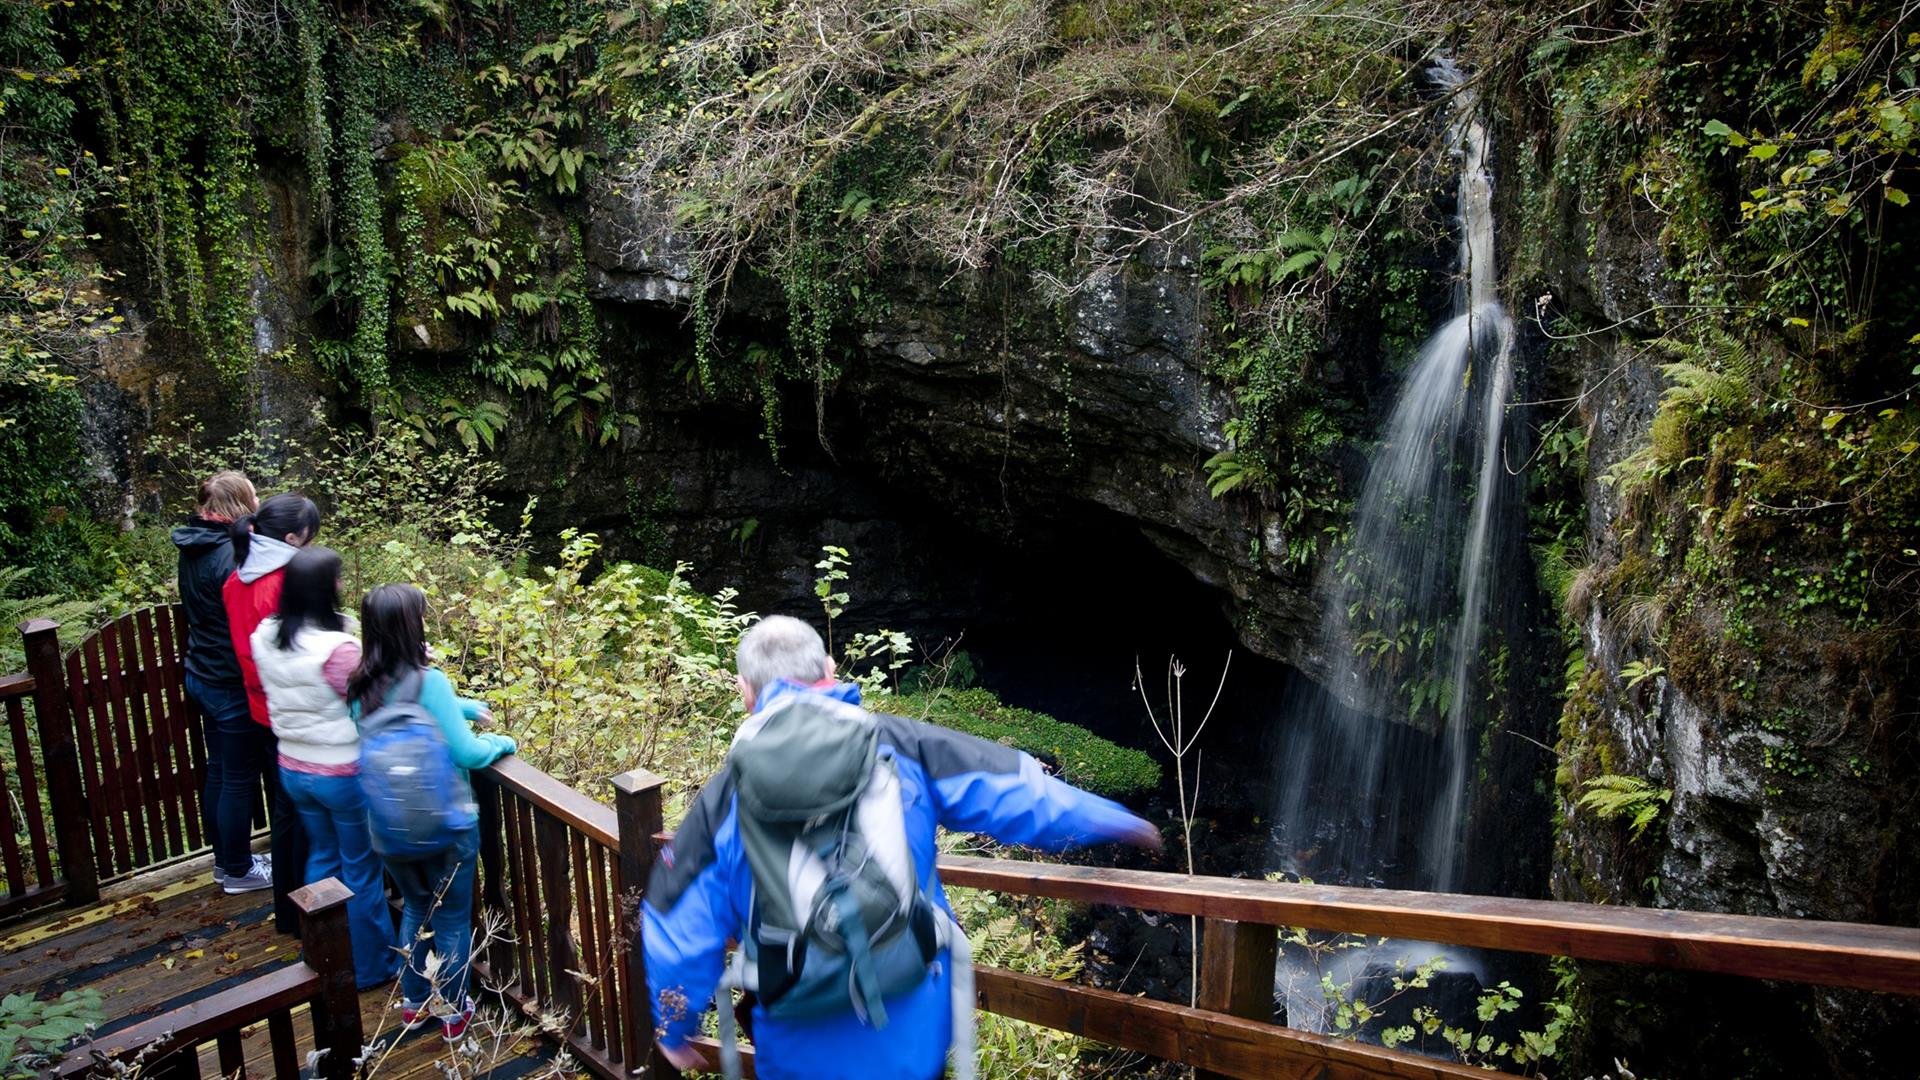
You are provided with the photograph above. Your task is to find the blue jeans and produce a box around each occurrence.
[387,828,479,1010]
[279,767,399,989]
[186,673,269,878]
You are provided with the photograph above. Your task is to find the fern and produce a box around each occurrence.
[1576,774,1672,841]
[0,568,92,672]
[1601,442,1662,494]
[1652,330,1760,414]
[1607,330,1764,496]
[969,914,1086,980]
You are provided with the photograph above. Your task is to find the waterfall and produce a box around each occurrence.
[1269,60,1515,893]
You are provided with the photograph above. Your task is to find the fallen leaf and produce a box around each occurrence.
[161,958,175,970]
[183,949,204,960]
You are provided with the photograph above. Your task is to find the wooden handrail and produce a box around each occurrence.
[50,964,320,1077]
[648,831,1920,997]
[0,673,33,698]
[488,755,620,847]
[977,966,1482,1080]
[938,854,1920,996]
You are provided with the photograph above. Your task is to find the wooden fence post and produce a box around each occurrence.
[293,877,365,1080]
[613,768,676,1080]
[1195,918,1279,1080]
[20,619,98,906]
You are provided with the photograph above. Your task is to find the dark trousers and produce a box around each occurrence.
[186,673,308,933]
[189,675,271,877]
[264,761,310,935]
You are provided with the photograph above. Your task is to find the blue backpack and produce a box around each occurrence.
[357,668,475,859]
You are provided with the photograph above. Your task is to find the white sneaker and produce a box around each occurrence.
[222,854,273,894]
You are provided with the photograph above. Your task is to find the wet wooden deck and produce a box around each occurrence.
[2,862,566,1078]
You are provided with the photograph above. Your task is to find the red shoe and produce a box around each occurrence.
[442,998,476,1042]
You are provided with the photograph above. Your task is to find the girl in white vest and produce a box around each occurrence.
[250,547,399,989]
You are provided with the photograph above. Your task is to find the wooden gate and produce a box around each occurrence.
[4,607,235,917]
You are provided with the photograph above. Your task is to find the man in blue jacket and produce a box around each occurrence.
[644,615,1161,1080]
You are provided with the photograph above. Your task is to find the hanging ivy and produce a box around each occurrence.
[336,45,391,395]
[290,0,333,231]
[84,0,256,382]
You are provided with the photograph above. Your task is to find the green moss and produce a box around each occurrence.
[876,688,1161,798]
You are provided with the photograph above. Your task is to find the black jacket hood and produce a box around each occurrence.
[172,519,232,551]
[174,516,243,689]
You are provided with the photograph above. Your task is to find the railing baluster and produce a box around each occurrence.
[98,619,156,868]
[266,1009,299,1078]
[567,826,604,1051]
[78,634,132,874]
[0,697,25,895]
[134,608,186,858]
[159,605,209,852]
[535,807,582,1028]
[473,771,515,986]
[586,839,621,1056]
[214,1027,244,1078]
[506,793,541,1001]
[8,689,54,887]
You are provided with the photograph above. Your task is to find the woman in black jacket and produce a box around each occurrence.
[173,471,272,892]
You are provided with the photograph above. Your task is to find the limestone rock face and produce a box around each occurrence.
[562,178,1332,676]
[1537,154,1920,1077]
[583,166,697,306]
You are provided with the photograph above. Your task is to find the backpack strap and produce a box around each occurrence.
[943,910,976,1080]
[832,881,888,1029]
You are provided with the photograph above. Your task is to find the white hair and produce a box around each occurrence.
[736,615,829,695]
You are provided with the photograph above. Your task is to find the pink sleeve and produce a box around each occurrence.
[322,641,362,699]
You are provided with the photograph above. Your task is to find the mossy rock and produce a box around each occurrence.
[876,688,1161,799]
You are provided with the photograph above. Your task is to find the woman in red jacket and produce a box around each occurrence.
[223,493,321,935]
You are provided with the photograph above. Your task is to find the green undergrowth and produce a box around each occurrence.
[878,688,1161,800]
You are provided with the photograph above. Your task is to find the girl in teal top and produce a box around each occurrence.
[348,583,513,1040]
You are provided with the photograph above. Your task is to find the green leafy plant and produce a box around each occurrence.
[1577,774,1673,842]
[439,397,509,451]
[1619,659,1666,693]
[813,545,851,651]
[0,989,101,1076]
[0,566,93,672]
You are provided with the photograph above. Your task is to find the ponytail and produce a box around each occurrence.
[232,493,322,571]
[230,513,257,567]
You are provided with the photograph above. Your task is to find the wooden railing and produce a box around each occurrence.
[939,857,1920,1080]
[39,608,207,882]
[472,759,1920,1080]
[470,758,669,1080]
[1,609,243,918]
[52,878,364,1080]
[13,608,1920,1079]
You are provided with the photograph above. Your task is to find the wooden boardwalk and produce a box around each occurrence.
[3,862,564,1079]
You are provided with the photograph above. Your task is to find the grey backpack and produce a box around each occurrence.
[715,694,974,1079]
[728,694,938,1018]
